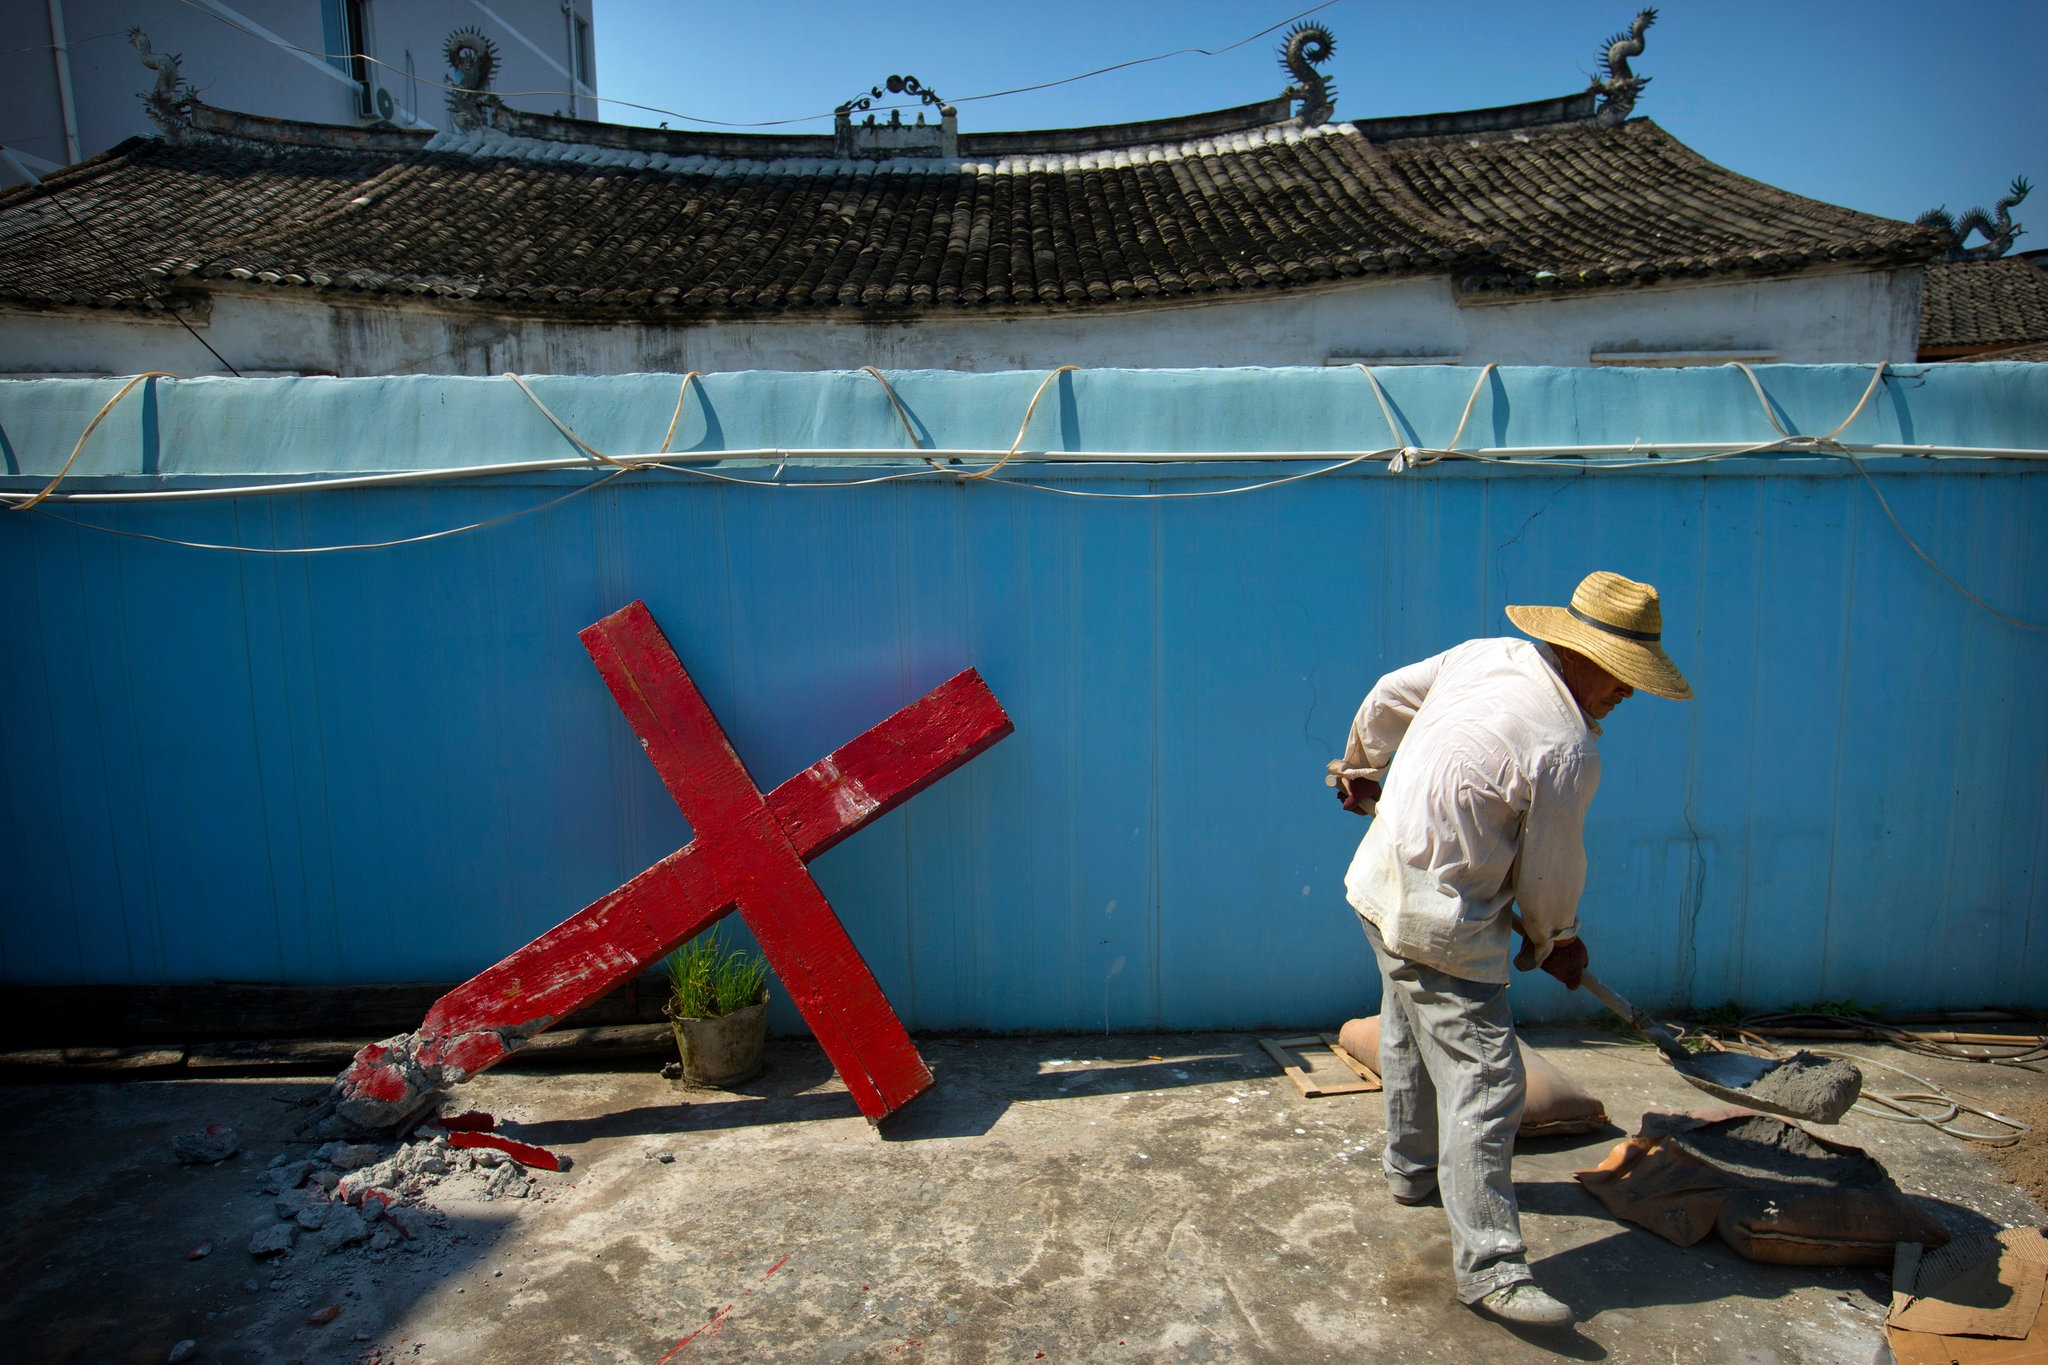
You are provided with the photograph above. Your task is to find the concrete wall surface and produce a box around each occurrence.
[0,265,1923,378]
[0,363,2043,1029]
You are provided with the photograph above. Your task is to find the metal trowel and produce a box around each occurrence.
[1512,922,1862,1124]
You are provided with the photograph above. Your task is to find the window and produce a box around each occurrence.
[574,14,593,88]
[323,0,373,116]
[345,0,370,100]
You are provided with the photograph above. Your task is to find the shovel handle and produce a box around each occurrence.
[1507,910,1689,1063]
[1579,968,1691,1063]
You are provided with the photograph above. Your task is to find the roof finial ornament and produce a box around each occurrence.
[836,75,954,123]
[833,74,957,159]
[1592,9,1656,128]
[129,27,195,131]
[445,29,504,131]
[1280,24,1336,126]
[1917,177,2031,261]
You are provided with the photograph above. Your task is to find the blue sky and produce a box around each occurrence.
[591,0,2045,229]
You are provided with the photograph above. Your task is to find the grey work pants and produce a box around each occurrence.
[1362,916,1531,1303]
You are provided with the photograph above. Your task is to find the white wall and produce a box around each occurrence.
[0,266,1925,379]
[2,0,595,184]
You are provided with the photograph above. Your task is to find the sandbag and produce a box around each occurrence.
[1576,1110,1951,1266]
[1337,1017,1608,1137]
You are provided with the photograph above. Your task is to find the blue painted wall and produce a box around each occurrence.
[1,365,2043,1028]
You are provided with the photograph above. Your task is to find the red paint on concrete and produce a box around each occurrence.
[447,1131,563,1172]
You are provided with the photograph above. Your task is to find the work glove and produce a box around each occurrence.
[1536,936,1589,991]
[1324,760,1381,816]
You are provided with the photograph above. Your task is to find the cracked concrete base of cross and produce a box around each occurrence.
[4,1027,2041,1365]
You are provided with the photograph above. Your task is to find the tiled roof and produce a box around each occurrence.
[1958,340,2048,362]
[1919,256,2048,352]
[0,96,1940,318]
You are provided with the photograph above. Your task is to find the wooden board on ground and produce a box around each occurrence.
[1261,1034,1382,1098]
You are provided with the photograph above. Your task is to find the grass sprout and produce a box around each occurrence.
[663,927,769,1020]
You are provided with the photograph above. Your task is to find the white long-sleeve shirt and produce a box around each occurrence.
[1341,638,1599,983]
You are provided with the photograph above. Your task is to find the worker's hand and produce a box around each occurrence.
[1325,760,1380,816]
[1539,937,1589,990]
[1337,775,1381,816]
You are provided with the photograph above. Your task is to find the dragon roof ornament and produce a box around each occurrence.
[1592,9,1656,128]
[129,28,195,133]
[445,29,505,131]
[1918,178,2031,262]
[1281,24,1335,127]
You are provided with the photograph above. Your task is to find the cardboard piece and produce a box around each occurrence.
[1887,1228,2048,1348]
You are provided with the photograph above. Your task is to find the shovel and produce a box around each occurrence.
[1513,921,1862,1124]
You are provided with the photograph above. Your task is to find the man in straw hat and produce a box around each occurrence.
[1327,571,1691,1328]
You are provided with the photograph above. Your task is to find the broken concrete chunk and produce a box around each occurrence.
[316,1141,386,1171]
[294,1203,331,1231]
[260,1160,313,1195]
[332,1034,446,1131]
[469,1147,509,1169]
[393,1136,452,1179]
[171,1124,239,1164]
[368,1226,401,1253]
[360,1188,399,1219]
[481,1162,531,1201]
[384,1206,425,1239]
[272,1188,324,1221]
[248,1224,297,1257]
[336,1160,399,1205]
[167,1340,197,1363]
[319,1205,369,1252]
[309,1168,341,1192]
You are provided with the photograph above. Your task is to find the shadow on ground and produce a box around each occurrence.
[0,1078,506,1365]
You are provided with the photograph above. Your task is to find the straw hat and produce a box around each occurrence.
[1506,571,1693,701]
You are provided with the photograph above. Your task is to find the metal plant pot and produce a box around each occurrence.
[668,993,769,1087]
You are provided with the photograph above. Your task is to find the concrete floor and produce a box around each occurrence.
[4,1028,2042,1365]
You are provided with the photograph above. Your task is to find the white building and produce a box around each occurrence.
[0,14,1943,377]
[3,0,598,183]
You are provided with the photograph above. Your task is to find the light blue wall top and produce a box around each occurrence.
[2,363,2045,479]
[1,365,2043,1031]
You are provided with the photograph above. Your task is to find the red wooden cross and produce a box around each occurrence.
[334,600,1012,1128]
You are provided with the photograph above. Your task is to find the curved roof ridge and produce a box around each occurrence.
[419,120,1367,178]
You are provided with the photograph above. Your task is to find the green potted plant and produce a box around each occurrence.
[662,927,771,1086]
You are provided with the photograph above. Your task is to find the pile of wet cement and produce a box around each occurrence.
[1682,1049,1861,1118]
[1668,1114,1881,1189]
[1733,1052,1860,1114]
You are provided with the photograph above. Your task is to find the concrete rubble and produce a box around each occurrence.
[249,1126,544,1263]
[171,1123,240,1165]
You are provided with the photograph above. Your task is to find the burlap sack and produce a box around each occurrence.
[1576,1110,1952,1267]
[1336,1017,1608,1136]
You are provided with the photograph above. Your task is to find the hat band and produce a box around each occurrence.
[1568,603,1660,643]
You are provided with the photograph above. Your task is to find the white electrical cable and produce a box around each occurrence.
[5,442,2046,508]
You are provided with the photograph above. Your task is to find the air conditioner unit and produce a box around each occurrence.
[362,83,399,126]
